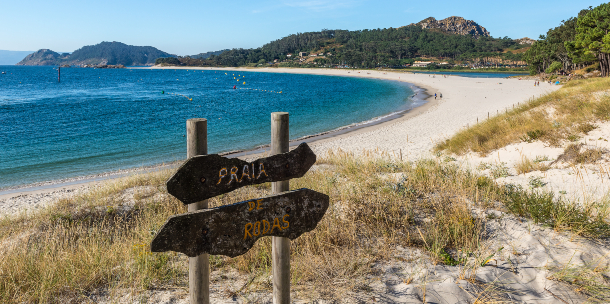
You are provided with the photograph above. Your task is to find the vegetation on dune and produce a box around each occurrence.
[1,149,609,302]
[435,77,610,155]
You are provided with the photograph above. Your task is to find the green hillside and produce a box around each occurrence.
[17,42,175,66]
[159,26,528,69]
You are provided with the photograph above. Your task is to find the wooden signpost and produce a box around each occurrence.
[151,113,327,304]
[166,142,317,205]
[151,188,329,257]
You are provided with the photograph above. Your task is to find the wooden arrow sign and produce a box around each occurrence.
[167,142,316,204]
[150,188,329,257]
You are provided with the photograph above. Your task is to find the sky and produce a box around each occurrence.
[1,0,607,56]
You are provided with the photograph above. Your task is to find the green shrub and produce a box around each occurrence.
[545,61,562,74]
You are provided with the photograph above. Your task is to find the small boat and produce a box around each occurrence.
[1,72,5,74]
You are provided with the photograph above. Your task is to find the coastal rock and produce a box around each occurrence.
[515,37,536,45]
[409,16,490,38]
[95,64,125,69]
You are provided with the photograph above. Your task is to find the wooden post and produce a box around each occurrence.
[271,112,290,304]
[58,67,60,82]
[187,118,209,304]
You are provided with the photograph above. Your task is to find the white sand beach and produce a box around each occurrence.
[4,68,610,303]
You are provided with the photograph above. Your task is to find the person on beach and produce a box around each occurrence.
[434,93,437,99]
[440,93,442,99]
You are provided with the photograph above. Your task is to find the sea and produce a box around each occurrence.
[0,66,423,189]
[0,66,522,190]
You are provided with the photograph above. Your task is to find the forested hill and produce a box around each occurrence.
[522,4,609,76]
[162,23,527,68]
[190,49,230,59]
[17,42,175,66]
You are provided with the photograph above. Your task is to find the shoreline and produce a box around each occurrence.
[1,67,557,205]
[0,68,438,201]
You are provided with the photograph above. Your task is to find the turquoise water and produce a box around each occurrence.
[0,66,415,188]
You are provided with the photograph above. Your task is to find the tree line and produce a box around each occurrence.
[157,26,528,68]
[523,3,610,76]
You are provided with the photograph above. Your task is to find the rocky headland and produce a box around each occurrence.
[409,16,491,38]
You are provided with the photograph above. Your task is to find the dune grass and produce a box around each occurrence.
[435,78,610,156]
[0,151,609,303]
[514,156,552,175]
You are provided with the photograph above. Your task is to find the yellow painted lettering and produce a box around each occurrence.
[227,167,238,185]
[256,199,263,210]
[243,223,253,240]
[282,214,290,229]
[271,217,282,233]
[253,221,261,236]
[240,164,251,182]
[257,163,268,179]
[217,168,227,185]
[262,220,270,234]
[248,201,256,211]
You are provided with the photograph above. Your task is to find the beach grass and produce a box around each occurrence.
[434,77,610,156]
[0,151,609,302]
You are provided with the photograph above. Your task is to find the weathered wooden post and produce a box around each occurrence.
[271,112,290,304]
[187,118,209,304]
[151,115,328,304]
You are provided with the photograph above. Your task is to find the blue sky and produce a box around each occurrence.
[1,0,607,55]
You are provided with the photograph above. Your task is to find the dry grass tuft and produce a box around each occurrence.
[554,143,605,165]
[548,260,610,302]
[435,78,610,155]
[514,156,551,175]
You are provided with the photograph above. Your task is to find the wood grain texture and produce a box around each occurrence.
[167,142,316,204]
[151,189,329,257]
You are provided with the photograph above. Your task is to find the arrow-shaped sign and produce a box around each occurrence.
[167,142,316,204]
[151,188,329,257]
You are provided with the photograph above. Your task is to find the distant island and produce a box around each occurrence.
[16,41,176,67]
